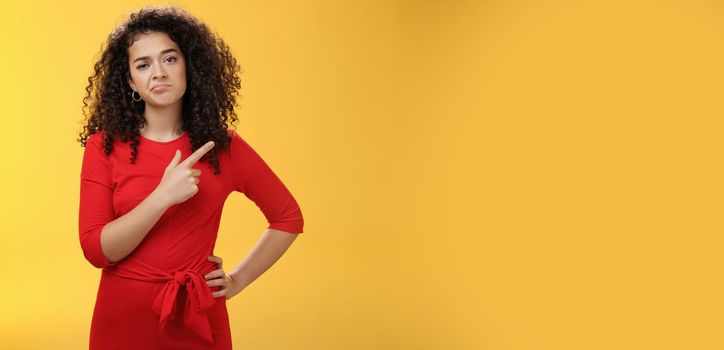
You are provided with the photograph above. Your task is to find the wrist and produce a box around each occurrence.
[147,189,170,210]
[229,270,248,292]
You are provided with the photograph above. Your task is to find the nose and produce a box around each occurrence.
[152,64,167,80]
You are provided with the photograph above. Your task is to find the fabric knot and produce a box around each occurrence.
[174,271,188,284]
[106,258,219,344]
[151,269,217,344]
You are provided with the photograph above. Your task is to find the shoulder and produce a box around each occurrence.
[86,131,106,147]
[226,128,240,139]
[225,129,264,163]
[84,131,114,156]
[226,129,250,147]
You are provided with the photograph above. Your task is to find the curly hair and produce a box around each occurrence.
[78,4,242,175]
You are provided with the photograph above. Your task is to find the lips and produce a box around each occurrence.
[152,84,171,91]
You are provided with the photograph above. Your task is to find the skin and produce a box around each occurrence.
[206,228,298,300]
[127,31,186,141]
[98,31,299,300]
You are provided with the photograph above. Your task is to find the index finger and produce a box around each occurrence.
[180,141,215,167]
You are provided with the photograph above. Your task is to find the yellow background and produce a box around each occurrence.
[1,0,723,349]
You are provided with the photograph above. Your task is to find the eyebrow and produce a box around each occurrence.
[132,48,179,63]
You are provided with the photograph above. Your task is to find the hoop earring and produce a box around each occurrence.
[131,90,142,102]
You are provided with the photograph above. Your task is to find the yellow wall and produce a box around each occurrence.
[1,0,723,349]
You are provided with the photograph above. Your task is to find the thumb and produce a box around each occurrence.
[168,149,182,168]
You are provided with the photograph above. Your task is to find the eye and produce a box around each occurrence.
[165,56,177,63]
[136,63,148,70]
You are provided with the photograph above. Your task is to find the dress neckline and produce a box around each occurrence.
[139,132,188,145]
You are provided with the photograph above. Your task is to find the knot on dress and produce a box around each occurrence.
[151,269,217,344]
[104,257,219,344]
[174,270,188,284]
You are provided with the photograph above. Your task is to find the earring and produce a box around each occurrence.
[131,90,142,102]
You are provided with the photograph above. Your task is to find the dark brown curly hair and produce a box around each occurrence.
[77,4,242,175]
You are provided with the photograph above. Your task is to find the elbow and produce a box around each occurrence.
[266,199,304,234]
[82,249,110,269]
[79,227,115,269]
[268,217,304,235]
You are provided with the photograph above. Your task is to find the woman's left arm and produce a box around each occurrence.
[205,228,298,299]
[208,131,304,299]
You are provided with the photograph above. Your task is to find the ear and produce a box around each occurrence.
[128,78,136,91]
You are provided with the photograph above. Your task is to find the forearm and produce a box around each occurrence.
[100,190,170,263]
[229,228,299,292]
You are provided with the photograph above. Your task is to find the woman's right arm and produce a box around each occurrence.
[78,134,171,268]
[79,135,215,268]
[96,191,170,264]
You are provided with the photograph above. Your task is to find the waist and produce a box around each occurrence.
[104,256,220,344]
[105,256,217,283]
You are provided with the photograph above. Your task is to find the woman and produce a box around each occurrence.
[77,5,304,349]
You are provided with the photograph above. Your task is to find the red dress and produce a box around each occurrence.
[78,129,304,349]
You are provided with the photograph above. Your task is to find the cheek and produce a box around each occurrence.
[129,72,147,88]
[175,68,187,88]
[176,65,187,81]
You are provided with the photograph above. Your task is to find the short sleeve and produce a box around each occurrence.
[78,133,117,268]
[229,130,304,234]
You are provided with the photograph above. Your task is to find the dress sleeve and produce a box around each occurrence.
[78,133,117,269]
[229,130,304,234]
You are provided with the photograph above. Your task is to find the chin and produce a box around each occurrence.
[148,98,183,107]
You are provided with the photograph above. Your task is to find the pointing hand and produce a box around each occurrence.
[154,141,215,207]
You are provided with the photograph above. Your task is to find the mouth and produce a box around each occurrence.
[152,84,171,92]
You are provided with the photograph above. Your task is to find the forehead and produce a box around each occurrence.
[127,32,180,59]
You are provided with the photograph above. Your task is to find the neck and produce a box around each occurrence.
[141,101,184,138]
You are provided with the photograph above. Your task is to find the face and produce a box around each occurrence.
[127,32,186,107]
